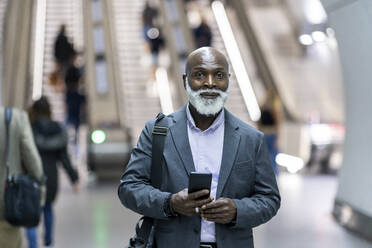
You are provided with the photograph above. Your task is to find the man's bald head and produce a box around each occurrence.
[185,47,229,77]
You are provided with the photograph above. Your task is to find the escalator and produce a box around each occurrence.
[239,0,343,124]
[83,0,133,179]
[227,0,344,169]
[41,0,84,123]
[180,0,344,169]
[110,0,162,143]
[194,0,255,124]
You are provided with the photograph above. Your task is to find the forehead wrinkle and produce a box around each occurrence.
[191,65,227,73]
[188,55,228,74]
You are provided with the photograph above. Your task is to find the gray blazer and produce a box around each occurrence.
[119,106,280,247]
[0,107,43,220]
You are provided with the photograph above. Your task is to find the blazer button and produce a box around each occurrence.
[193,228,199,234]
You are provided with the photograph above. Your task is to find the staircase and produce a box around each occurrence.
[41,0,84,123]
[111,0,162,143]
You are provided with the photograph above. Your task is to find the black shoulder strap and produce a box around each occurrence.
[136,113,171,245]
[4,108,12,177]
[151,112,171,189]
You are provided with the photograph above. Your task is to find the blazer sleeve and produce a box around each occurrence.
[231,133,281,229]
[118,119,171,220]
[19,111,43,181]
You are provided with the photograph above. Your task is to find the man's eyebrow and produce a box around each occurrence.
[213,67,227,71]
[191,67,207,71]
[191,66,226,71]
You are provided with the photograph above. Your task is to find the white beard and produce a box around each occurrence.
[185,78,229,116]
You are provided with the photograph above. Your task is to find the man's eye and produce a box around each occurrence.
[195,72,205,78]
[216,72,224,79]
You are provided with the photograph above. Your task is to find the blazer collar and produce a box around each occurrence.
[169,105,195,175]
[216,110,240,198]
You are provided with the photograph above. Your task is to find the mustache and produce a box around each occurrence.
[195,88,225,95]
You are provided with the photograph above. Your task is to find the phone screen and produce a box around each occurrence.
[188,172,212,199]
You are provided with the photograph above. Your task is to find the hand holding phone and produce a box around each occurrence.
[170,173,213,217]
[188,172,212,200]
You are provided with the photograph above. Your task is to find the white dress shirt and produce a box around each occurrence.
[186,105,225,243]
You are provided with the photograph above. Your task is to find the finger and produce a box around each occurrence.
[188,189,210,200]
[201,211,228,219]
[194,196,214,208]
[203,216,224,222]
[201,206,227,214]
[188,207,201,216]
[201,213,232,223]
[201,200,225,210]
[183,209,197,217]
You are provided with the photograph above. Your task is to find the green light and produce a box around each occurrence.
[91,130,106,144]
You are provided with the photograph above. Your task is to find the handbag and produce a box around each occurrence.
[125,113,171,248]
[3,107,42,227]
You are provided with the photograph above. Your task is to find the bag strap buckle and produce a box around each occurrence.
[152,126,168,136]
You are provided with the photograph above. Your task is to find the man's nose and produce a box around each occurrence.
[205,74,215,88]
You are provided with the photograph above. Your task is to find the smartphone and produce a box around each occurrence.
[188,172,212,200]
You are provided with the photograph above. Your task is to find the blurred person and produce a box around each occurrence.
[147,26,165,69]
[26,97,79,248]
[142,0,165,80]
[54,24,76,74]
[64,64,82,91]
[0,107,43,248]
[193,18,212,48]
[118,47,280,248]
[142,0,158,41]
[258,87,282,175]
[51,24,77,92]
[64,65,86,146]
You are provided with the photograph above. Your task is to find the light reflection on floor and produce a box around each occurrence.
[28,173,372,248]
[254,173,372,248]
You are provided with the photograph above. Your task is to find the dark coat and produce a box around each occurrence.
[54,33,75,64]
[32,118,78,203]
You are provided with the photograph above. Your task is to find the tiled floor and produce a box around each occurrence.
[26,173,372,248]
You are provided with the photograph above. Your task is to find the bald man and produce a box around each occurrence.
[119,47,280,248]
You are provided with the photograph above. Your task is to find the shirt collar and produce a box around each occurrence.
[186,103,225,133]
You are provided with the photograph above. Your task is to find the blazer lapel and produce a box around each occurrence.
[168,106,195,176]
[216,111,240,198]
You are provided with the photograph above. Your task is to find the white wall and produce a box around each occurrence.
[321,0,372,215]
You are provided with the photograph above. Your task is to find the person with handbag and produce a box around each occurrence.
[0,107,44,248]
[118,47,281,248]
[26,96,79,248]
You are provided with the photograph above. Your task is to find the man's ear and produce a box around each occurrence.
[183,74,187,89]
